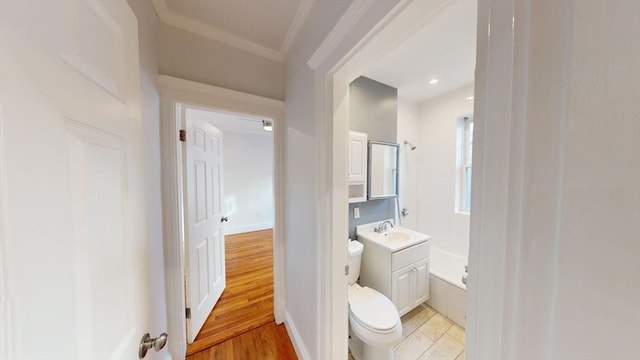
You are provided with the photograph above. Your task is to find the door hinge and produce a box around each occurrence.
[185,307,191,319]
[179,129,186,142]
[345,265,349,276]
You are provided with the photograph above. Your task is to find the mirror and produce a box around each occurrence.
[368,141,399,199]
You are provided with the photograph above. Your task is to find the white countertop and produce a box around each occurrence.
[355,220,430,252]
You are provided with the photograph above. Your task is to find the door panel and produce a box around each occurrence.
[392,267,413,315]
[67,123,136,358]
[0,0,147,358]
[183,116,225,342]
[195,161,207,222]
[413,260,430,307]
[348,131,367,182]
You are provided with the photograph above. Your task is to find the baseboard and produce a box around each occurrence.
[224,221,273,235]
[284,310,311,360]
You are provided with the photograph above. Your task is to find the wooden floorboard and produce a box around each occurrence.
[187,321,297,360]
[187,229,287,356]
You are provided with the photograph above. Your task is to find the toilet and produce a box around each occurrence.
[348,240,402,360]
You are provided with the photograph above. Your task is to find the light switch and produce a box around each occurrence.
[354,207,360,219]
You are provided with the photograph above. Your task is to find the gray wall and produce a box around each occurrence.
[160,23,285,101]
[348,76,398,239]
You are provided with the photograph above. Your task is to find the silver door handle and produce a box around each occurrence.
[139,333,168,359]
[221,216,229,223]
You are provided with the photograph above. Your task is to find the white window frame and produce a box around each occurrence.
[456,114,474,214]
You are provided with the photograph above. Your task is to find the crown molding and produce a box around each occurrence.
[151,0,312,63]
[280,0,314,59]
[307,0,374,70]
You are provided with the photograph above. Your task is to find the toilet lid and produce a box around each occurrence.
[348,286,399,331]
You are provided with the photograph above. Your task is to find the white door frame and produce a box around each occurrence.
[314,1,456,357]
[320,0,521,358]
[158,75,285,359]
[310,0,454,359]
[0,112,9,359]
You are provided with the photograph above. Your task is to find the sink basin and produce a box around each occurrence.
[356,222,430,251]
[381,229,412,242]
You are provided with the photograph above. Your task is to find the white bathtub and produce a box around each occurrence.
[427,247,467,328]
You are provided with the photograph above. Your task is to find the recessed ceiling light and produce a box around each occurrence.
[429,78,439,85]
[262,120,273,132]
[466,96,474,101]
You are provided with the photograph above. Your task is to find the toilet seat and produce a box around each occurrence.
[348,285,399,332]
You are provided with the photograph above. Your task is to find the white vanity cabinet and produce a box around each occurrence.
[348,131,367,203]
[392,258,430,315]
[359,239,430,316]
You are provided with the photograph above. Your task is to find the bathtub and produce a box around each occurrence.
[427,247,467,328]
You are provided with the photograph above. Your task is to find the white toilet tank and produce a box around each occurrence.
[348,240,364,284]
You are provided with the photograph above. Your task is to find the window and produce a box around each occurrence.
[456,114,473,213]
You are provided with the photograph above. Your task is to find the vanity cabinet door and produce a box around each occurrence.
[348,131,368,202]
[348,131,368,183]
[392,266,414,315]
[412,259,430,307]
[392,259,430,316]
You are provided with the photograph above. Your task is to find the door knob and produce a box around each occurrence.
[221,216,229,223]
[139,332,168,359]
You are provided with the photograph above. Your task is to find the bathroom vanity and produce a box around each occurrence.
[356,222,431,316]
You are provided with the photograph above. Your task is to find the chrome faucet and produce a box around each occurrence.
[374,220,394,233]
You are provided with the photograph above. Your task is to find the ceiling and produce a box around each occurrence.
[187,108,273,136]
[151,0,313,62]
[152,0,476,101]
[362,1,477,102]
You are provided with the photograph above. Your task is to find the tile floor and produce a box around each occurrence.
[350,304,465,360]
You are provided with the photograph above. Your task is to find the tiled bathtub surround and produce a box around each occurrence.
[393,304,465,360]
[427,247,468,327]
[427,275,467,327]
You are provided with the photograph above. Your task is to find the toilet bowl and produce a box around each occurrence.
[348,240,402,360]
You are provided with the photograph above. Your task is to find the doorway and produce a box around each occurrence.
[179,106,276,355]
[158,75,285,359]
[326,0,477,358]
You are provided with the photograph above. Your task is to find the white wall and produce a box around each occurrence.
[522,2,639,357]
[415,84,474,260]
[282,24,328,360]
[468,1,640,358]
[159,24,285,101]
[222,132,274,235]
[125,1,169,359]
[283,1,399,358]
[397,99,419,230]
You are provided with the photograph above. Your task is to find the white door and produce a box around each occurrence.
[182,113,226,343]
[0,1,150,359]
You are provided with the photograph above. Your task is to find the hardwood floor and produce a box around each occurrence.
[186,229,293,357]
[187,321,297,360]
